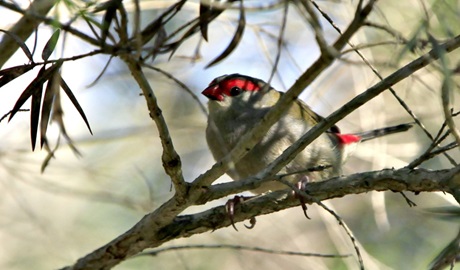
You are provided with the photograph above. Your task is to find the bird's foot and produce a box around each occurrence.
[225,195,256,231]
[292,175,311,219]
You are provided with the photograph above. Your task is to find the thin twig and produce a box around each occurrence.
[363,21,409,43]
[297,0,338,57]
[277,178,364,270]
[0,0,101,51]
[340,41,404,54]
[138,244,350,258]
[267,0,288,85]
[312,0,457,166]
[122,56,187,200]
[132,0,142,60]
[0,109,29,122]
[142,63,207,116]
[438,52,460,149]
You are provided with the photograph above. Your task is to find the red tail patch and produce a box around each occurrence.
[337,134,361,145]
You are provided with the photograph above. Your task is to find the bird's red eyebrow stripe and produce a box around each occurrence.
[221,78,260,93]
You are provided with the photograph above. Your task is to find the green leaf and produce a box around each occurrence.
[40,69,60,148]
[140,0,186,45]
[100,0,122,46]
[165,0,234,59]
[59,76,93,135]
[51,90,82,158]
[206,1,246,68]
[8,63,60,122]
[8,62,63,151]
[30,82,43,150]
[199,0,212,41]
[41,30,61,61]
[0,64,35,88]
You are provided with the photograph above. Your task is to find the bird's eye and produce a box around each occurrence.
[229,86,242,96]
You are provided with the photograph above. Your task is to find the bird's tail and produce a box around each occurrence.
[353,123,414,142]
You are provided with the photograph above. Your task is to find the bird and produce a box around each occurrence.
[202,73,413,194]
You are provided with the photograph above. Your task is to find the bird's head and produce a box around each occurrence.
[202,74,278,112]
[202,74,261,101]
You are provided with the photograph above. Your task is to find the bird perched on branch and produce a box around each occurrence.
[203,74,412,190]
[202,73,412,228]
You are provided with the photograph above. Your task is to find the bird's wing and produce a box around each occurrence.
[290,98,341,134]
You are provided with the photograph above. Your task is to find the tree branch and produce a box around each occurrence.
[158,166,460,244]
[123,56,188,200]
[206,33,460,197]
[0,1,454,269]
[0,0,56,67]
[60,165,460,270]
[280,32,460,162]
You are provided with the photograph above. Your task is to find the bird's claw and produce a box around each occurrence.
[225,197,238,231]
[293,176,311,219]
[244,217,256,229]
[225,195,255,231]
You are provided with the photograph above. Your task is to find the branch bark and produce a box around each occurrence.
[160,166,460,240]
[60,166,460,270]
[123,56,188,200]
[0,0,56,67]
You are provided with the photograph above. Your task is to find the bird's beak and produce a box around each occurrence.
[202,85,224,101]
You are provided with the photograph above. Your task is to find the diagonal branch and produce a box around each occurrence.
[251,33,460,191]
[191,0,377,190]
[0,0,57,67]
[60,166,460,270]
[140,243,349,258]
[189,34,460,203]
[159,166,460,242]
[123,56,187,200]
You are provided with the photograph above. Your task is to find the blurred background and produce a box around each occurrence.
[0,0,459,269]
